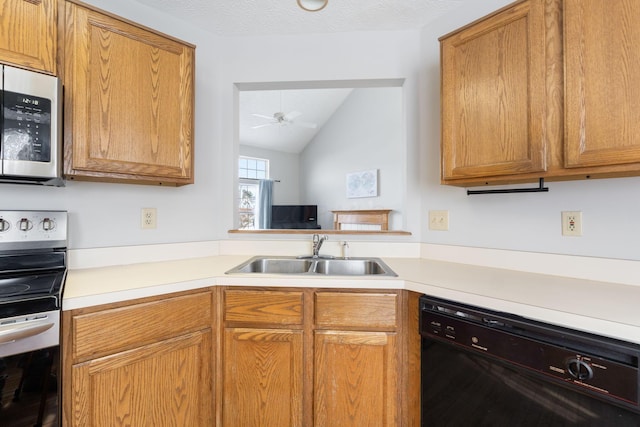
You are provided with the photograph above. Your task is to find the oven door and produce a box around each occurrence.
[1,65,61,183]
[422,338,640,426]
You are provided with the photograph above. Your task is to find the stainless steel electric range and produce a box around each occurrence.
[0,210,67,427]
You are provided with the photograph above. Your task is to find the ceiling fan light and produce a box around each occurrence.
[297,0,328,12]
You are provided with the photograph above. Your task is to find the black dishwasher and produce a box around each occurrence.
[419,294,640,426]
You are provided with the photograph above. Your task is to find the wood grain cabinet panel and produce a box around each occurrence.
[440,0,547,182]
[314,330,398,427]
[0,0,57,73]
[72,291,212,361]
[315,291,397,330]
[441,0,640,186]
[63,290,214,427]
[62,1,194,185]
[564,0,640,169]
[224,289,304,325]
[222,328,304,427]
[220,288,306,426]
[71,331,212,427]
[314,291,401,426]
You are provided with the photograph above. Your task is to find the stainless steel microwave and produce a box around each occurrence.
[1,64,62,186]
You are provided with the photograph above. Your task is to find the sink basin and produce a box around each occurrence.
[226,256,397,277]
[313,259,390,276]
[229,257,314,274]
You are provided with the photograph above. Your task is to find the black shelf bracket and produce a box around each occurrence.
[467,178,549,195]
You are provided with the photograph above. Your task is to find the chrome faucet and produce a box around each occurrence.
[312,234,328,258]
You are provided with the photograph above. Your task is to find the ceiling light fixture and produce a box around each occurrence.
[297,0,328,12]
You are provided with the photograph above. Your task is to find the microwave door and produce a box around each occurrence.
[2,65,60,180]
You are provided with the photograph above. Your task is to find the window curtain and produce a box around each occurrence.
[258,179,273,229]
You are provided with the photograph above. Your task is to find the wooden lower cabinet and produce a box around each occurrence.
[220,288,306,427]
[223,328,304,426]
[314,330,398,426]
[71,331,211,426]
[63,286,420,427]
[62,289,214,426]
[219,287,421,427]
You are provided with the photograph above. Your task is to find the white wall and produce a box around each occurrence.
[419,0,640,261]
[239,145,301,204]
[300,87,404,230]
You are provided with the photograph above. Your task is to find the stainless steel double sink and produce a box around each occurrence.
[225,256,397,277]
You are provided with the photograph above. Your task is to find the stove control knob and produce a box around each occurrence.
[0,218,9,232]
[42,218,55,231]
[566,358,594,381]
[18,218,33,232]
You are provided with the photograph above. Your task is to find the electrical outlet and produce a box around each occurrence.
[429,210,449,231]
[141,208,157,229]
[561,211,582,236]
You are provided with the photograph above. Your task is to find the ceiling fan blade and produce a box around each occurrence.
[251,123,274,129]
[284,111,302,121]
[293,121,318,129]
[252,113,275,120]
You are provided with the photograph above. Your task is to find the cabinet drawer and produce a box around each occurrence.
[72,291,212,361]
[224,289,304,326]
[315,292,397,330]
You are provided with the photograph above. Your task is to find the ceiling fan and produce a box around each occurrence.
[251,111,317,129]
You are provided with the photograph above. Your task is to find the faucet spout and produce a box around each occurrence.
[312,234,328,258]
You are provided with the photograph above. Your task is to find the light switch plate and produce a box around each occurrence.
[429,210,449,231]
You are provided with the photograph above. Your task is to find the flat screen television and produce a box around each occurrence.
[270,205,320,229]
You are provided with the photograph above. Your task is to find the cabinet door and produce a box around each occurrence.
[314,330,398,427]
[564,0,640,168]
[71,331,213,427]
[441,0,547,182]
[223,328,304,427]
[63,2,194,185]
[0,0,56,73]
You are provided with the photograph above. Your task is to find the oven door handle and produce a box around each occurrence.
[0,321,54,344]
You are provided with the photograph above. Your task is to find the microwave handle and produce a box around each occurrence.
[0,321,54,344]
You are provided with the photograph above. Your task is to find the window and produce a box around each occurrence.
[238,156,269,229]
[239,156,268,180]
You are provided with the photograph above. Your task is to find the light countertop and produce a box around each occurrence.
[63,255,640,345]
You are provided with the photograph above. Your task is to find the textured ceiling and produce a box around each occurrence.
[133,0,465,36]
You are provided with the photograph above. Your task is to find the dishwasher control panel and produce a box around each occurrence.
[420,295,640,412]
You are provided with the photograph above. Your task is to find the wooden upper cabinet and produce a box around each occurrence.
[440,0,548,182]
[564,0,640,169]
[62,1,195,185]
[0,0,57,73]
[441,0,640,186]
